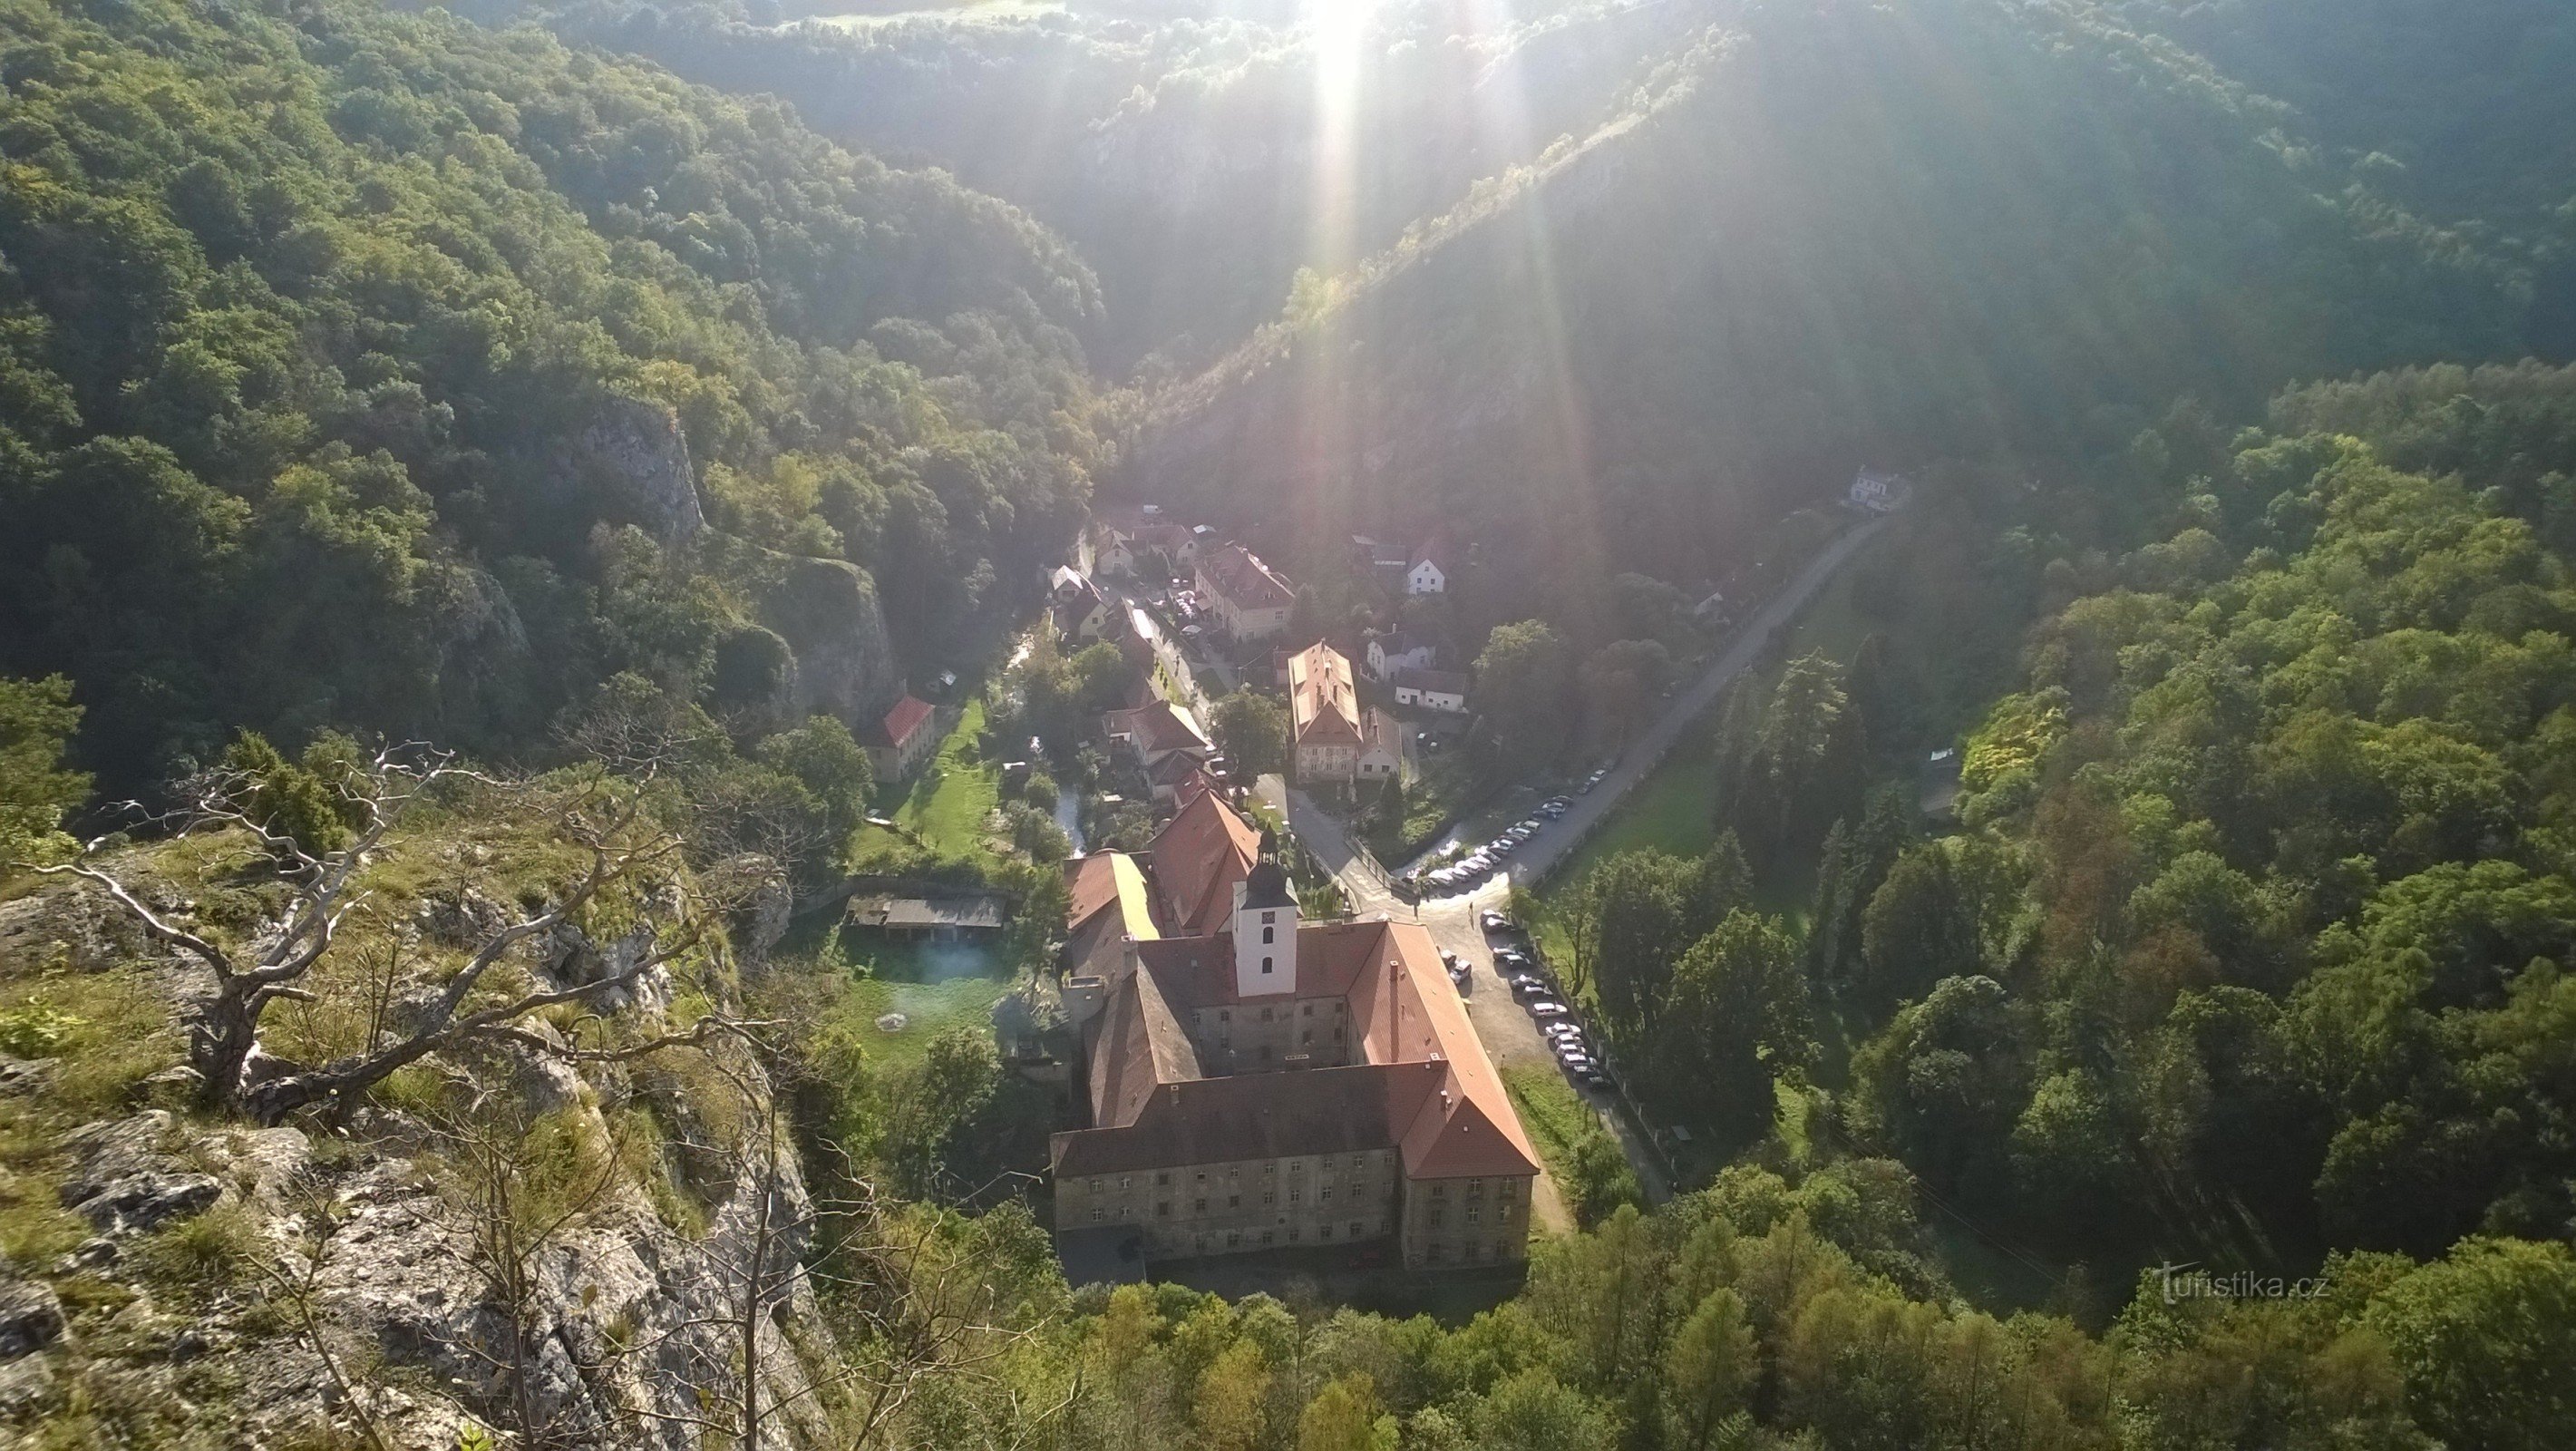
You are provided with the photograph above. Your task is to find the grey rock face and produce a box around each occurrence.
[59,1112,224,1234]
[757,554,900,731]
[551,396,705,542]
[0,1280,66,1359]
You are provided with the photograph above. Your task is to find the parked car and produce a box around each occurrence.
[1531,1000,1568,1018]
[1481,910,1512,931]
[1511,974,1544,998]
[1582,1066,1614,1089]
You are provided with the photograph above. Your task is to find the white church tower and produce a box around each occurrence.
[1232,852,1298,998]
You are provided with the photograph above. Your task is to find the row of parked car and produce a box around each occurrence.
[1482,910,1616,1092]
[1405,795,1577,895]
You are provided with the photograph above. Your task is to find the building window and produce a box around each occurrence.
[1302,1004,1314,1017]
[1262,911,1276,925]
[1229,1194,1240,1209]
[1431,1183,1446,1198]
[1289,1189,1300,1203]
[1430,1209,1445,1227]
[1468,1179,1482,1194]
[1288,1227,1300,1242]
[1220,1010,1230,1023]
[1157,1172,1171,1186]
[1090,1208,1103,1222]
[1158,1203,1171,1217]
[1465,1242,1482,1263]
[1087,1178,1101,1193]
[1467,1207,1481,1224]
[1194,1198,1207,1212]
[1264,1163,1276,1175]
[1264,1191,1275,1205]
[1322,1157,1336,1170]
[1261,956,1274,975]
[1321,1186,1333,1203]
[1122,1176,1134,1190]
[1350,1222,1364,1238]
[1320,1224,1334,1240]
[1260,1231,1275,1245]
[1227,1232,1241,1248]
[1261,925,1273,944]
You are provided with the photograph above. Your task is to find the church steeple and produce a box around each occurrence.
[1233,832,1297,997]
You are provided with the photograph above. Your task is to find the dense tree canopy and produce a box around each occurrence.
[0,0,1103,794]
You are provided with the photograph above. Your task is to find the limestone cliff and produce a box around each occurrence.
[755,553,903,732]
[0,857,841,1449]
[550,396,707,543]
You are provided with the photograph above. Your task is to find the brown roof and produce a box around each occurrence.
[1066,853,1157,940]
[1145,789,1260,937]
[1199,543,1295,612]
[1288,642,1363,748]
[1053,919,1539,1182]
[1111,699,1213,759]
[1410,537,1452,574]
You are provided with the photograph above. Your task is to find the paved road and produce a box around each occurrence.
[1406,513,1893,897]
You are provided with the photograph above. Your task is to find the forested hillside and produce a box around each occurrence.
[0,0,1103,794]
[1824,362,2576,1270]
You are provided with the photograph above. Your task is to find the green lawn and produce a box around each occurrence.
[1503,1063,1597,1187]
[839,971,1011,1075]
[855,697,1000,857]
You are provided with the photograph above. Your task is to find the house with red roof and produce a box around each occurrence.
[863,695,939,784]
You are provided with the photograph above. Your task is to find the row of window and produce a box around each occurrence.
[1198,1220,1379,1251]
[1079,1154,1389,1197]
[1214,1000,1346,1024]
[1420,1241,1519,1264]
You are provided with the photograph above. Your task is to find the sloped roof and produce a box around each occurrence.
[1360,707,1403,758]
[1066,853,1157,941]
[872,696,935,749]
[1288,642,1362,747]
[1052,919,1539,1182]
[1199,544,1296,612]
[1145,789,1260,936]
[1410,538,1452,574]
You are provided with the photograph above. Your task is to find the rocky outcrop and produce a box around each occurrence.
[756,553,901,730]
[58,1112,224,1236]
[550,396,705,542]
[0,1281,65,1360]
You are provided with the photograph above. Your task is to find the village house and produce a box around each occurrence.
[1105,698,1216,776]
[1048,567,1114,642]
[1392,667,1470,714]
[1195,543,1297,642]
[1094,509,1203,580]
[1358,707,1405,784]
[1287,642,1365,784]
[864,694,939,783]
[1364,628,1440,681]
[1052,856,1540,1277]
[1405,539,1450,596]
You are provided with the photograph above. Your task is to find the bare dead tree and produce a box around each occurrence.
[34,744,725,1125]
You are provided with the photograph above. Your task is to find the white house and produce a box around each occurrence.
[1357,707,1405,783]
[1392,667,1469,714]
[1849,469,1912,514]
[1365,629,1440,681]
[1405,539,1450,595]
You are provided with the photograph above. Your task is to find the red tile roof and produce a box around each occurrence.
[1288,642,1363,747]
[875,695,934,749]
[1145,789,1260,937]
